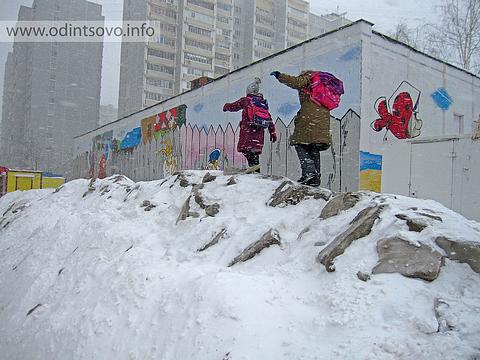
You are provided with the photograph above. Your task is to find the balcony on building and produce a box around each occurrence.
[185,0,215,15]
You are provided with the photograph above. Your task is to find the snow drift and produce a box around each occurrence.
[0,171,479,360]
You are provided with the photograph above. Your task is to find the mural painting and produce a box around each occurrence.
[431,88,453,111]
[90,130,112,179]
[360,151,382,192]
[119,128,141,152]
[141,105,187,176]
[207,149,221,170]
[371,81,423,139]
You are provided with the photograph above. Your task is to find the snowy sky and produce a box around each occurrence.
[0,0,443,110]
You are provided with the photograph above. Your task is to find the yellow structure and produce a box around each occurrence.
[0,167,65,196]
[6,170,42,192]
[41,176,65,189]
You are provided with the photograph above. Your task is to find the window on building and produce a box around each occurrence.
[288,6,308,19]
[454,114,465,134]
[48,103,55,116]
[188,11,215,25]
[184,52,212,64]
[155,22,176,34]
[217,42,230,50]
[256,27,274,38]
[287,17,307,29]
[150,4,177,19]
[288,29,306,39]
[185,38,213,51]
[147,62,175,75]
[187,25,212,37]
[217,15,229,24]
[256,39,272,49]
[147,48,175,60]
[147,78,173,89]
[215,53,230,61]
[186,0,214,11]
[187,67,206,76]
[255,14,275,27]
[145,91,166,101]
[155,35,176,47]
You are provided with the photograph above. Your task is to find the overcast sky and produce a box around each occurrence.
[0,0,443,110]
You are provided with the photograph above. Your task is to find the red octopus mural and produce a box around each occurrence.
[371,81,423,140]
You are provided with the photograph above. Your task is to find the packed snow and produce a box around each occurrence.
[0,171,479,360]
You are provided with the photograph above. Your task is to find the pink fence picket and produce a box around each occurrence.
[199,127,208,169]
[190,125,200,169]
[224,123,236,168]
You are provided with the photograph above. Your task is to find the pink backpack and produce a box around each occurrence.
[247,95,273,128]
[304,72,344,110]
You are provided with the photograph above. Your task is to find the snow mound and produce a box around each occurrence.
[0,171,479,360]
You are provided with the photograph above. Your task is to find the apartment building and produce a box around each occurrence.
[118,0,234,118]
[0,0,103,170]
[118,0,350,117]
[232,0,349,69]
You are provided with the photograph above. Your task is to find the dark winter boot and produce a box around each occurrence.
[305,174,321,187]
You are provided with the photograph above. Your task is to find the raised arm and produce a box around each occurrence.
[271,71,310,90]
[223,97,248,112]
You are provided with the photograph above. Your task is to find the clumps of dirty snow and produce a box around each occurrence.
[0,171,479,360]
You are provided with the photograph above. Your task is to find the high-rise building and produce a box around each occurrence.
[308,12,351,38]
[0,0,104,171]
[118,0,350,117]
[118,0,235,118]
[232,0,350,69]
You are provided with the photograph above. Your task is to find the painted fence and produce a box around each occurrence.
[71,109,360,192]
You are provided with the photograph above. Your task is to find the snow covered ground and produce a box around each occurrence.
[0,171,479,360]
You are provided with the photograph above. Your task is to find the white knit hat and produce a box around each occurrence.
[246,77,261,95]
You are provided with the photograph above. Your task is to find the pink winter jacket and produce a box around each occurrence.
[223,94,276,153]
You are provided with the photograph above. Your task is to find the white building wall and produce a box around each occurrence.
[360,29,480,220]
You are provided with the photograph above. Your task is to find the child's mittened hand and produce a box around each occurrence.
[270,71,280,78]
[270,132,277,142]
[222,104,228,112]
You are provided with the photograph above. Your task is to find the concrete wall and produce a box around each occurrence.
[74,21,364,190]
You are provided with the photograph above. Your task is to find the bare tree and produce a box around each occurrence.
[389,22,426,49]
[428,0,480,71]
[24,135,42,171]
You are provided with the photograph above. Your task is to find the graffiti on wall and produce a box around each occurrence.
[142,105,187,176]
[359,151,382,192]
[371,81,423,140]
[118,128,141,152]
[142,104,187,144]
[90,130,112,179]
[431,88,453,111]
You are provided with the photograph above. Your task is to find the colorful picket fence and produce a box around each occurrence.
[71,110,360,192]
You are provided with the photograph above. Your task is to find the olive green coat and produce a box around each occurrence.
[277,72,331,146]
